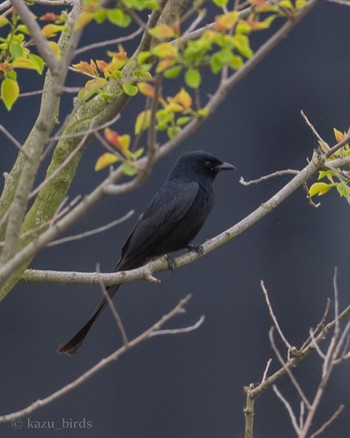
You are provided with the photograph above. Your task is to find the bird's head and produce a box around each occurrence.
[170,150,236,181]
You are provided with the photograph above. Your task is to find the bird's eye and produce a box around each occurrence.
[204,160,212,168]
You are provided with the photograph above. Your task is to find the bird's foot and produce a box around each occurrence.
[186,244,204,256]
[165,254,177,272]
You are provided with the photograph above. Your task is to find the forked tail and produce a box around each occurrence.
[58,284,120,356]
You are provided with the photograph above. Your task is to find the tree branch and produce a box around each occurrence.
[0,294,194,423]
[21,150,325,285]
[153,0,319,160]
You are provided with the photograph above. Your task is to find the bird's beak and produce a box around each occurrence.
[215,161,236,171]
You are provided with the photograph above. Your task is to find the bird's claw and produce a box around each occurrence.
[186,244,204,256]
[165,254,177,272]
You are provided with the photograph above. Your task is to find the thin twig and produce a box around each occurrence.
[240,169,299,186]
[48,210,134,247]
[300,298,331,350]
[309,404,345,438]
[308,328,326,359]
[96,264,129,346]
[261,280,293,351]
[261,358,272,383]
[301,110,329,149]
[150,315,205,337]
[0,125,31,160]
[269,328,311,409]
[48,112,120,141]
[0,295,192,423]
[75,28,143,55]
[273,385,300,434]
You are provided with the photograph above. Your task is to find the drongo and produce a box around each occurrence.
[58,150,235,355]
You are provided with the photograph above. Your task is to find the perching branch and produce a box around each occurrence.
[21,148,328,285]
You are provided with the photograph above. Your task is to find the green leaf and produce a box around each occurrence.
[16,24,30,35]
[236,21,251,34]
[1,78,20,110]
[156,109,172,125]
[107,9,131,27]
[29,54,45,74]
[123,0,159,10]
[9,41,23,59]
[336,182,350,198]
[279,0,293,9]
[0,16,9,28]
[121,162,138,176]
[184,68,201,88]
[130,147,144,160]
[167,126,180,139]
[229,55,243,70]
[195,108,209,117]
[176,116,191,126]
[148,24,176,40]
[163,65,182,79]
[212,0,228,6]
[151,42,178,59]
[94,9,107,23]
[309,182,332,197]
[137,51,152,64]
[122,83,138,96]
[209,53,223,74]
[232,34,253,58]
[135,109,151,135]
[12,57,40,71]
[183,40,211,62]
[95,152,119,171]
[296,0,306,8]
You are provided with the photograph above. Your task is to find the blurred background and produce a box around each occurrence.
[1,2,350,437]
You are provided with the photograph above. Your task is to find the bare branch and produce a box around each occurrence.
[261,358,272,383]
[75,28,143,55]
[333,267,340,338]
[18,148,326,286]
[269,328,311,410]
[325,130,350,158]
[240,169,299,186]
[0,124,31,160]
[48,210,134,247]
[273,385,301,434]
[150,315,205,337]
[49,113,121,142]
[309,404,345,438]
[300,298,331,350]
[25,0,73,5]
[261,280,294,352]
[327,0,350,6]
[308,328,326,360]
[301,110,329,149]
[0,294,192,423]
[96,264,129,346]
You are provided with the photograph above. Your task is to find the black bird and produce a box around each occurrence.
[58,150,235,355]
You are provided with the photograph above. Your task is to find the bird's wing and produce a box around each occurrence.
[118,180,199,269]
